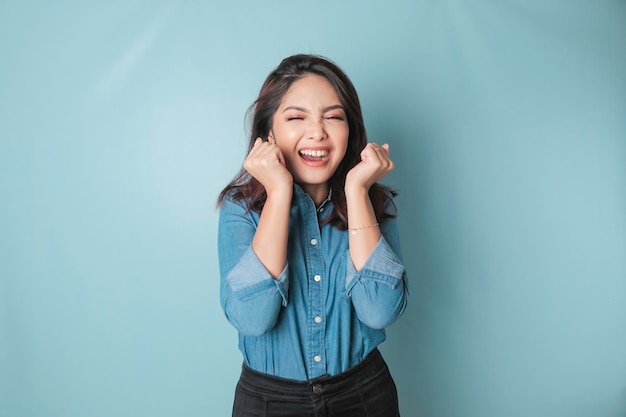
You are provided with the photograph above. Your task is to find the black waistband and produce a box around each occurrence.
[239,348,388,397]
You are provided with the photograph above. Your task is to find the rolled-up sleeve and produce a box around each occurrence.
[346,201,408,329]
[218,198,289,337]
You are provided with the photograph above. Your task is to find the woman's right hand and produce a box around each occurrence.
[245,137,292,279]
[243,137,293,194]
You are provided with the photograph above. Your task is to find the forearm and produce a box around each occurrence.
[344,189,408,328]
[222,270,286,337]
[346,230,408,329]
[346,186,380,270]
[252,187,292,278]
[218,196,291,337]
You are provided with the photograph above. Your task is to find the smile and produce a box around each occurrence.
[299,149,329,161]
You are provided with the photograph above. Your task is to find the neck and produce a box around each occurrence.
[299,183,329,207]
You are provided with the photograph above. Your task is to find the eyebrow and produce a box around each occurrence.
[282,105,345,113]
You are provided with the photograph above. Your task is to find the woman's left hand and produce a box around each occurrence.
[345,143,394,192]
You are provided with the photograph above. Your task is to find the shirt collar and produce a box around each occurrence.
[316,188,332,214]
[292,184,333,213]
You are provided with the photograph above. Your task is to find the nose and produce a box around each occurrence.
[307,118,327,141]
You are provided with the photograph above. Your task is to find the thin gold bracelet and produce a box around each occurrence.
[349,223,379,235]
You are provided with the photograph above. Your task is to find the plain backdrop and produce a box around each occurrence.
[1,1,625,416]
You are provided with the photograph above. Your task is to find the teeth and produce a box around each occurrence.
[299,149,328,157]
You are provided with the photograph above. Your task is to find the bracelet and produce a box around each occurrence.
[349,223,379,235]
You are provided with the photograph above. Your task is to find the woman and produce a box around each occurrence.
[217,54,408,417]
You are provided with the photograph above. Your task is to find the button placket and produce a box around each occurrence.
[308,233,325,376]
[304,199,326,377]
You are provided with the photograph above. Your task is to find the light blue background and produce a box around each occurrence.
[1,1,625,416]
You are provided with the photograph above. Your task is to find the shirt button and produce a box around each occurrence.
[314,275,321,282]
[314,355,321,363]
[314,316,322,324]
[310,238,318,246]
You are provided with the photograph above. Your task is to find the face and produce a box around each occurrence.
[269,74,349,201]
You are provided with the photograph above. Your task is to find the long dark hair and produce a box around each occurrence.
[217,54,396,229]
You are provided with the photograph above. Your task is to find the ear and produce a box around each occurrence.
[267,131,276,143]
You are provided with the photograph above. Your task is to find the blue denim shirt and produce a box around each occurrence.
[218,185,408,381]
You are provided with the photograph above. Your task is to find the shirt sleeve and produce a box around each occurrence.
[345,197,408,329]
[218,197,289,337]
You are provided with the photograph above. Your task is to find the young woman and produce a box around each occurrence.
[217,54,408,417]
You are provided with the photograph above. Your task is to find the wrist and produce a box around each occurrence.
[266,183,293,200]
[344,183,369,199]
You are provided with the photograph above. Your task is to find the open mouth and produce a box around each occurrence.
[299,149,329,162]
